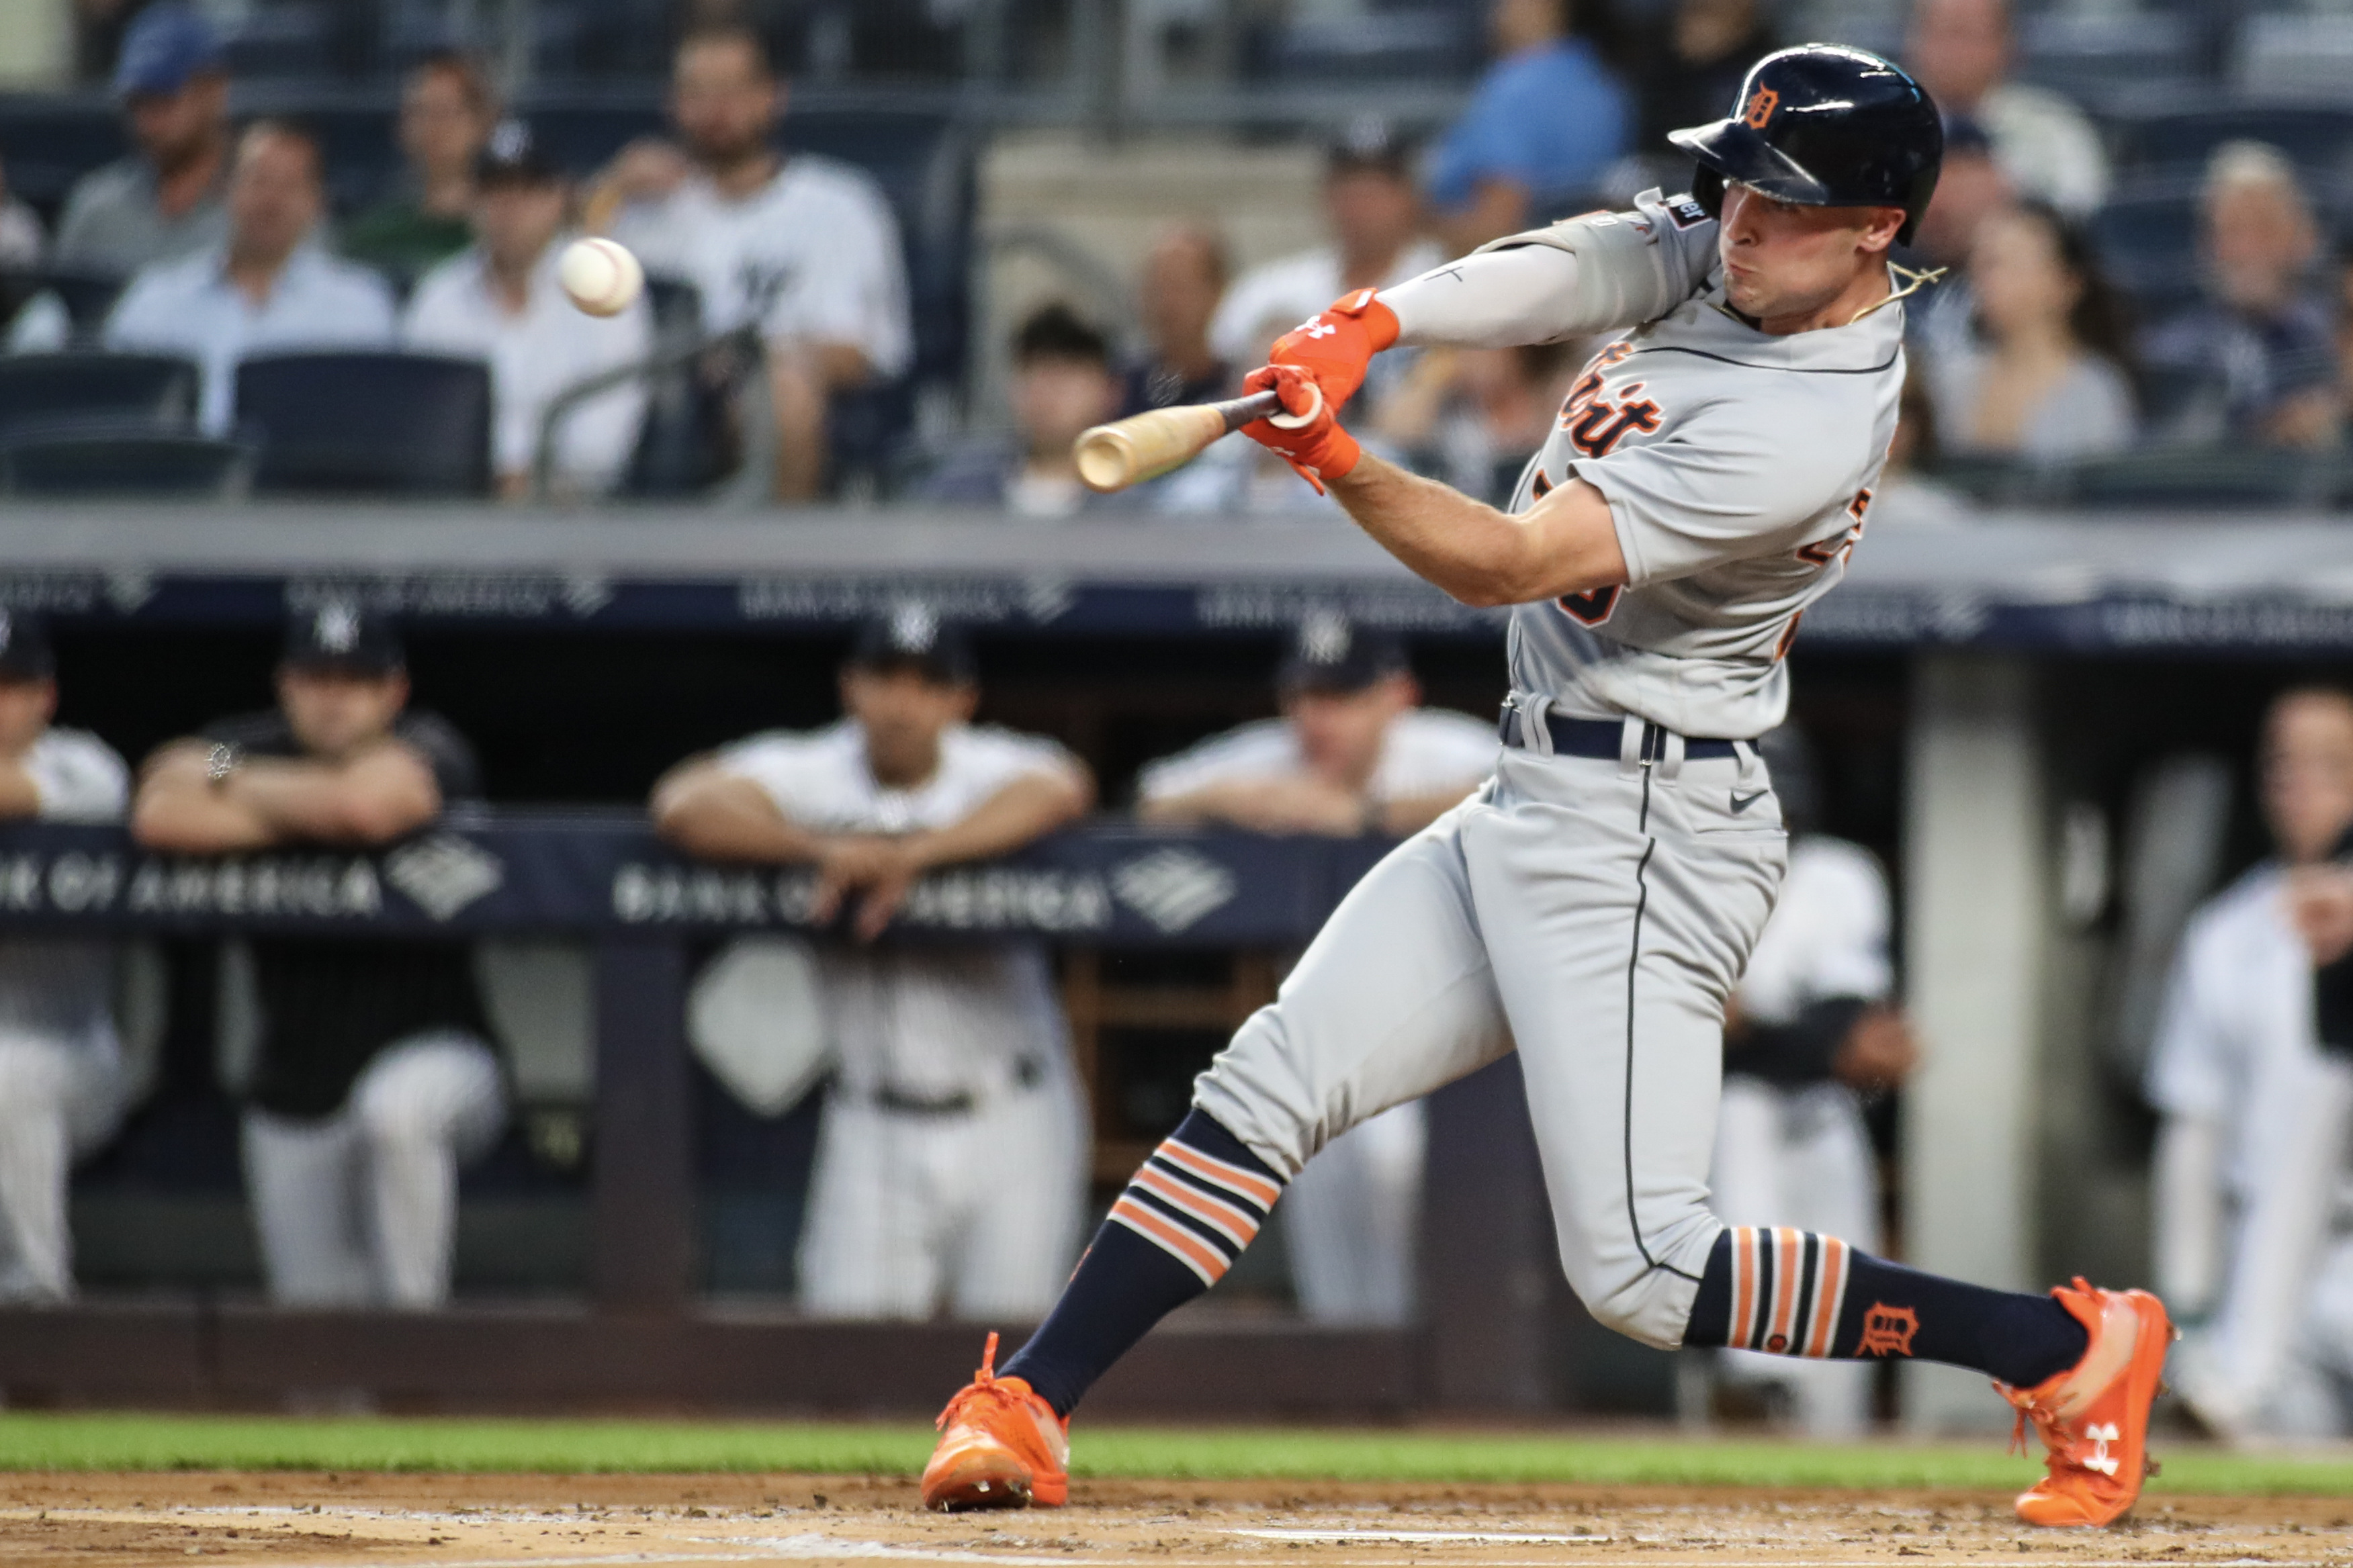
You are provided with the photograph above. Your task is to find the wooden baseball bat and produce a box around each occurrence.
[1073,383,1323,494]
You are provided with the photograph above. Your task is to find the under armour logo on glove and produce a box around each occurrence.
[2081,1423,2121,1476]
[1300,322,1337,340]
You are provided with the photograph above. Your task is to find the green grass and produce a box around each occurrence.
[0,1412,2348,1496]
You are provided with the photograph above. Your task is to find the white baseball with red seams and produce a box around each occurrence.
[558,237,644,318]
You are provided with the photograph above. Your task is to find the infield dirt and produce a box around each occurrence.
[0,1471,2348,1568]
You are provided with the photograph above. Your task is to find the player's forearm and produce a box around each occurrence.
[907,770,1092,870]
[132,778,279,853]
[226,755,439,845]
[1327,454,1627,608]
[1383,244,1592,349]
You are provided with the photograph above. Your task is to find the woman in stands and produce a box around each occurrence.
[1926,198,2137,461]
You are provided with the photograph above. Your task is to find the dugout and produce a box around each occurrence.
[0,502,2336,1429]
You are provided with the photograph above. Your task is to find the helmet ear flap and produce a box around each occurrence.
[1691,166,1725,220]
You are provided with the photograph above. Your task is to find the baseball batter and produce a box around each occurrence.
[923,47,2171,1528]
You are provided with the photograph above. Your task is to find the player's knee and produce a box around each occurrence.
[1570,1259,1695,1350]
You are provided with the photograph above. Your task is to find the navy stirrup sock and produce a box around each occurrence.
[1000,1109,1284,1417]
[1684,1227,2088,1389]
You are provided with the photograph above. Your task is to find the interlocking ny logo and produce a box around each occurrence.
[2081,1422,2121,1476]
[1112,847,1237,934]
[1857,1302,1918,1357]
[1743,84,1780,128]
[384,833,506,921]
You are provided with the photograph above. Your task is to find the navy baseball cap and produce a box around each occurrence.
[113,4,226,100]
[0,610,56,682]
[1327,116,1414,179]
[476,119,558,186]
[847,605,977,686]
[1278,612,1407,695]
[282,601,404,676]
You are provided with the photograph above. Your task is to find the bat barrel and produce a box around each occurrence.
[1074,389,1287,494]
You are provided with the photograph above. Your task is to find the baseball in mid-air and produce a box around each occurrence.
[559,237,643,317]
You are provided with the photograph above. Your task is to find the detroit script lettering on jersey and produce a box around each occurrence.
[1560,342,1664,460]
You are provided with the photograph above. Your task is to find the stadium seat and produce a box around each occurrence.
[1245,5,1482,83]
[0,353,200,439]
[2108,103,2353,185]
[2011,11,2201,108]
[2235,14,2353,102]
[0,99,128,221]
[236,351,492,496]
[0,420,253,498]
[2062,446,2342,509]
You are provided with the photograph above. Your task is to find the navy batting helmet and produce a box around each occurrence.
[1669,44,1943,245]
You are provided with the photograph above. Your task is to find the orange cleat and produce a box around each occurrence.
[1998,1279,2175,1528]
[920,1332,1070,1512]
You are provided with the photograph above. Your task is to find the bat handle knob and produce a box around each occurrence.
[1263,382,1325,431]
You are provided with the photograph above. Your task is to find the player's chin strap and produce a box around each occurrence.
[1847,262,1947,324]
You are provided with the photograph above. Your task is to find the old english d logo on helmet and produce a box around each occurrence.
[1667,43,1944,245]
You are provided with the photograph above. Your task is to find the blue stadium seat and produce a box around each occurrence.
[2108,103,2353,184]
[2088,184,2205,317]
[1245,5,1482,83]
[2012,11,2204,107]
[0,418,252,498]
[236,350,492,496]
[0,97,128,224]
[0,352,199,438]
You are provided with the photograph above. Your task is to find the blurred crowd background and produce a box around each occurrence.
[5,0,2353,1441]
[5,0,2353,506]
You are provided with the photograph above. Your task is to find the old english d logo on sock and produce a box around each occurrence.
[1858,1302,1919,1356]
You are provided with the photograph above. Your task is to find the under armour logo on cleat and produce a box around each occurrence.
[2081,1423,2121,1476]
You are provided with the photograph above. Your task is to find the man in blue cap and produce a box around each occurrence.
[55,3,232,277]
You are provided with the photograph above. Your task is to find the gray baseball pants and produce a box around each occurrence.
[1194,720,1785,1348]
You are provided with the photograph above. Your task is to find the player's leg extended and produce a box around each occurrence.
[922,806,1513,1511]
[1471,737,2168,1526]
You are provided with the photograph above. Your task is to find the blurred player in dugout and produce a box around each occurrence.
[1692,725,1918,1437]
[1135,615,1494,1324]
[652,611,1094,1319]
[2149,688,2353,1440]
[0,614,137,1303]
[134,605,503,1309]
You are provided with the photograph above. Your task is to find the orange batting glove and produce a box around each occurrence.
[1241,363,1360,493]
[1265,288,1400,416]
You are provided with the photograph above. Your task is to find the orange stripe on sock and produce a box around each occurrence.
[1805,1238,1849,1358]
[1732,1228,1759,1348]
[1133,1166,1260,1250]
[1109,1195,1227,1285]
[1767,1228,1802,1351]
[1157,1142,1282,1210]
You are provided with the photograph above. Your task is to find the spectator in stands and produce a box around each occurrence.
[403,121,650,500]
[1119,224,1230,418]
[1903,118,2010,376]
[2142,142,2341,453]
[0,155,43,270]
[652,608,1094,1320]
[343,53,498,281]
[131,604,502,1311]
[55,3,230,275]
[103,120,395,436]
[1924,200,2135,462]
[1904,0,2108,218]
[922,304,1122,517]
[1626,0,1777,159]
[1370,341,1577,505]
[1426,0,1630,256]
[1136,615,1494,1325]
[0,613,132,1304]
[1211,120,1440,406]
[590,24,912,501]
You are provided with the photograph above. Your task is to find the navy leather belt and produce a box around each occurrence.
[1497,704,1740,762]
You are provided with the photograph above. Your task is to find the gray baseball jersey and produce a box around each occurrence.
[1386,190,1906,739]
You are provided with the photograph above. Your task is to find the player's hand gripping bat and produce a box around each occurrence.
[1073,382,1325,494]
